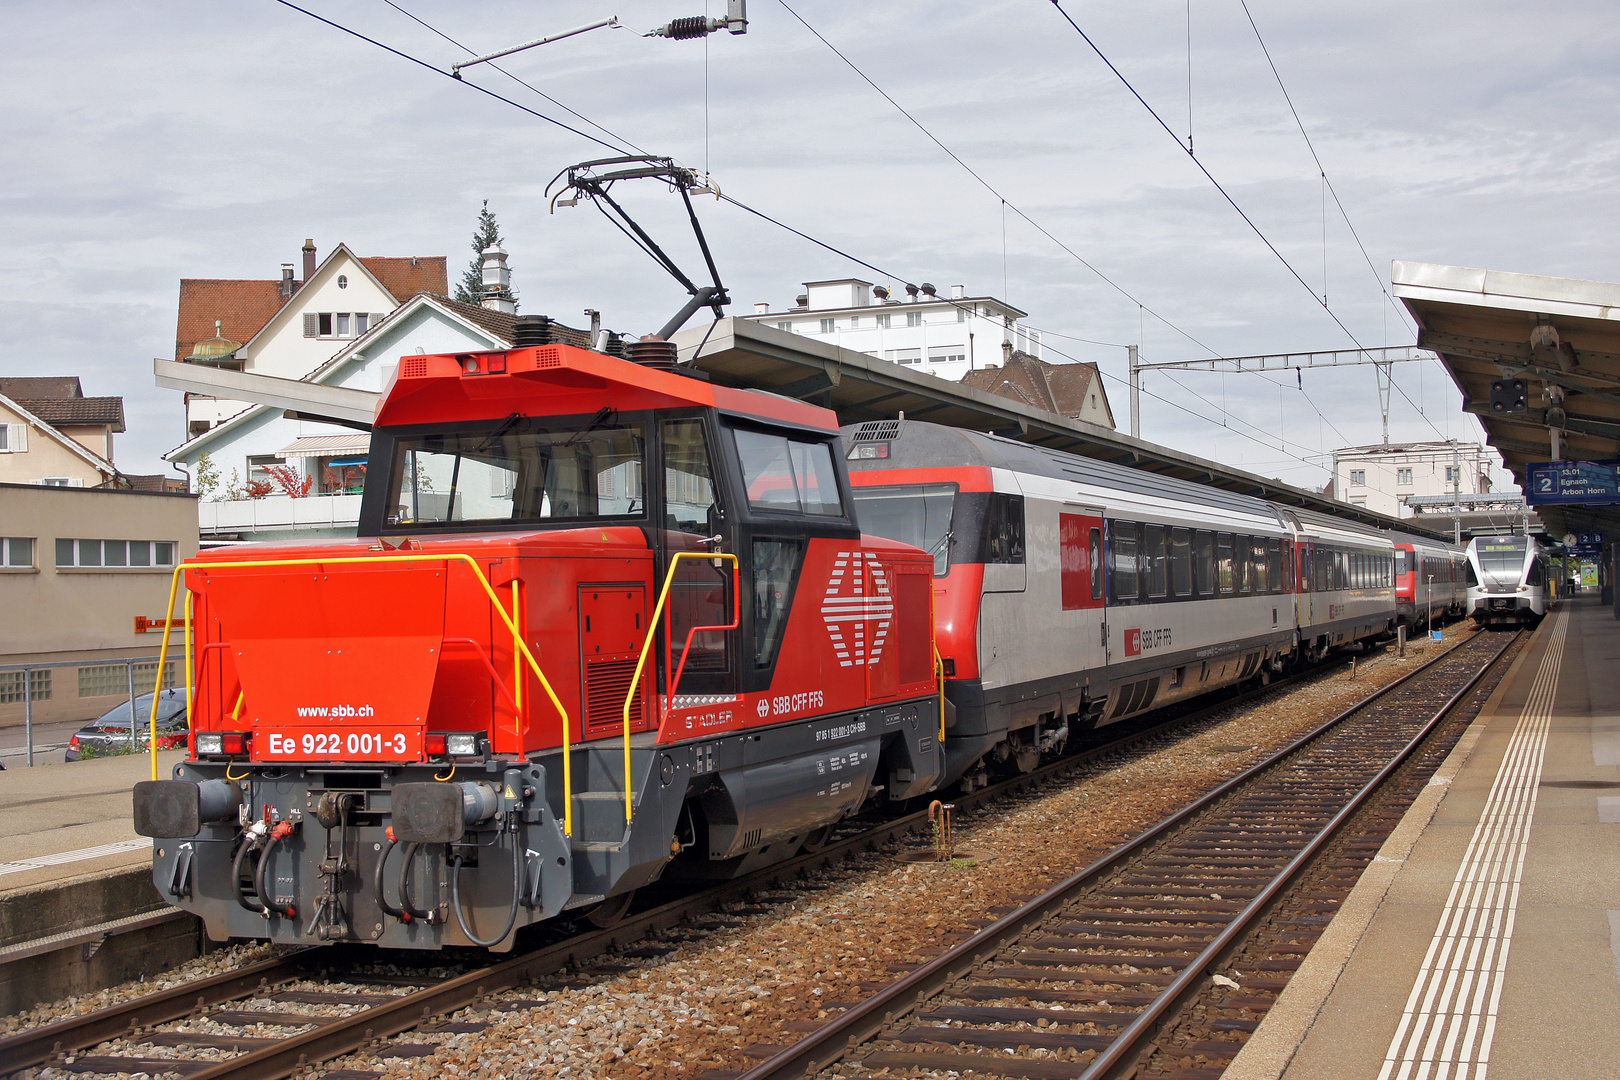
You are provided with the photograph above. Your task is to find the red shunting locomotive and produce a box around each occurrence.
[134,332,943,949]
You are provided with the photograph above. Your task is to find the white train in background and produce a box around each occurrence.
[1465,535,1554,629]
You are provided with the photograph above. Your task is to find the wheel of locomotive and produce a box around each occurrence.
[584,889,636,929]
[799,825,833,855]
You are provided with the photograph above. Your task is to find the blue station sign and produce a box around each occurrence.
[1525,460,1620,505]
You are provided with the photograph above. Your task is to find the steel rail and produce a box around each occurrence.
[731,629,1514,1080]
[0,634,1443,1079]
[0,950,318,1074]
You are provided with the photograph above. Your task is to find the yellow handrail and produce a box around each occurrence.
[934,648,947,743]
[148,568,184,781]
[147,552,576,834]
[621,551,741,824]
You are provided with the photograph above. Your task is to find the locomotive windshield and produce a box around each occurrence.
[1474,538,1529,585]
[850,483,956,575]
[385,421,646,526]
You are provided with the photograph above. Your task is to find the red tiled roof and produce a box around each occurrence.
[175,279,288,362]
[0,376,83,399]
[362,257,448,303]
[960,352,1104,419]
[17,396,126,431]
[428,296,592,348]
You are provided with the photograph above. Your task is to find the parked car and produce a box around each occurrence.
[65,690,189,761]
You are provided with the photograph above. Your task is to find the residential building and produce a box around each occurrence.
[960,351,1115,428]
[176,240,446,440]
[0,482,199,726]
[166,293,571,541]
[1333,441,1491,519]
[739,278,1039,382]
[0,377,125,488]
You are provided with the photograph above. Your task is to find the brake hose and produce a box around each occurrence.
[398,842,437,923]
[232,833,269,916]
[373,831,408,922]
[451,830,522,948]
[252,821,297,920]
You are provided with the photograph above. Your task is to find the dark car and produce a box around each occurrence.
[65,690,189,762]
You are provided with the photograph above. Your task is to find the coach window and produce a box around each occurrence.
[1170,528,1192,597]
[1144,524,1168,599]
[1215,533,1234,594]
[1244,537,1263,594]
[984,494,1025,564]
[1194,530,1214,596]
[1234,535,1251,595]
[1090,527,1103,599]
[1111,521,1139,601]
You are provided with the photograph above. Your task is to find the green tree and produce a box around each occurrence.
[193,451,218,499]
[454,200,517,309]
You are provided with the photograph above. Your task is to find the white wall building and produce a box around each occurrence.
[166,294,521,540]
[1334,441,1492,519]
[739,278,1037,382]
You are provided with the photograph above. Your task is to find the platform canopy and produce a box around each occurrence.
[1394,261,1620,544]
[673,317,1446,539]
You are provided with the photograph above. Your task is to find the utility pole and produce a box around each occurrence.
[1452,439,1462,544]
[1129,344,1140,439]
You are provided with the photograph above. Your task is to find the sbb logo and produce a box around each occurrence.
[1124,628,1142,656]
[757,698,770,719]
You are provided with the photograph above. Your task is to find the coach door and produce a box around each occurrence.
[1058,507,1107,678]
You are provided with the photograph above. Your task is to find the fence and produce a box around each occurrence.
[0,656,176,767]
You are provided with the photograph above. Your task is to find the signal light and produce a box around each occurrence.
[195,732,250,757]
[1490,378,1528,414]
[424,733,447,756]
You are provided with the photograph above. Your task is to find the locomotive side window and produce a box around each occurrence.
[662,418,718,533]
[1170,527,1192,597]
[1216,534,1234,594]
[1090,527,1103,599]
[752,538,805,667]
[983,494,1025,564]
[387,422,645,526]
[734,428,844,516]
[1194,530,1214,596]
[1144,524,1168,598]
[1111,521,1139,601]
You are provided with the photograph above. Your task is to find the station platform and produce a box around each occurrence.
[1230,596,1620,1080]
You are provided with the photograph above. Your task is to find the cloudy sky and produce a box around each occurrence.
[3,1,1616,490]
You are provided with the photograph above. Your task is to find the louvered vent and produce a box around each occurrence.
[849,420,902,442]
[585,657,643,729]
[533,346,564,370]
[400,357,429,379]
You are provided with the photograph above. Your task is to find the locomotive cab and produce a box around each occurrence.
[135,339,943,949]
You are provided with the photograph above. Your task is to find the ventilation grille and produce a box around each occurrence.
[849,420,902,443]
[1108,676,1161,720]
[585,657,643,729]
[400,357,429,379]
[533,346,564,370]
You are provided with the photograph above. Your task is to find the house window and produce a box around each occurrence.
[1349,469,1366,486]
[886,349,922,365]
[337,275,348,289]
[0,670,50,704]
[56,539,176,569]
[957,308,966,322]
[336,313,351,336]
[247,455,280,488]
[318,457,367,495]
[776,321,792,332]
[875,314,891,329]
[39,477,71,487]
[1,537,33,567]
[906,311,922,327]
[1397,468,1413,485]
[849,315,859,328]
[356,313,369,334]
[926,345,966,365]
[0,423,26,452]
[1445,466,1456,483]
[1350,496,1368,507]
[819,318,835,333]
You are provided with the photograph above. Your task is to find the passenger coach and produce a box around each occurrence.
[843,420,1398,789]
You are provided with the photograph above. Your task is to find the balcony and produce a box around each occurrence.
[198,492,363,535]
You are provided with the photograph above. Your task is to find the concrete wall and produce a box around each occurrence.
[0,483,199,724]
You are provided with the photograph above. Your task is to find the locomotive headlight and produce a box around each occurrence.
[195,733,224,756]
[445,732,481,756]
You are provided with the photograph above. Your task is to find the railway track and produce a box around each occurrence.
[0,638,1430,1079]
[727,627,1520,1080]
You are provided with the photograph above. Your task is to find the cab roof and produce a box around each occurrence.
[376,342,838,433]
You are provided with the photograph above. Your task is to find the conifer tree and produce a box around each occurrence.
[454,200,517,308]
